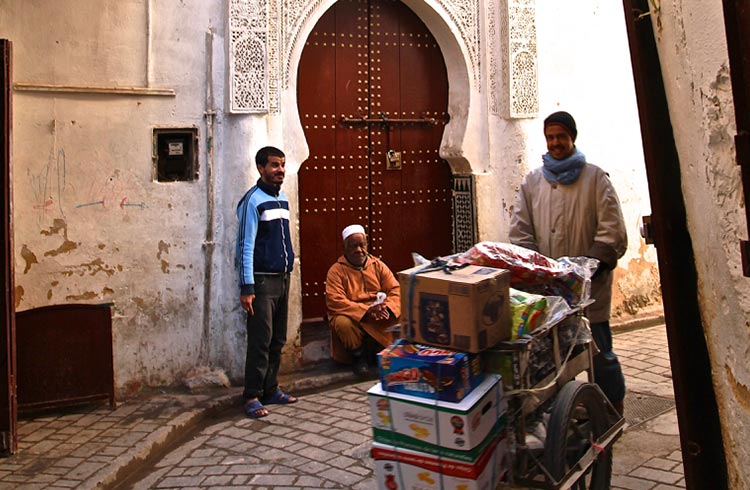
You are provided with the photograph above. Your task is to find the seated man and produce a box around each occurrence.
[325,224,401,376]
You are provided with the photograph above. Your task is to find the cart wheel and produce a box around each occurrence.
[544,380,612,489]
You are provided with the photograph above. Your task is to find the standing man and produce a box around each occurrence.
[326,225,401,376]
[236,146,297,418]
[509,111,628,415]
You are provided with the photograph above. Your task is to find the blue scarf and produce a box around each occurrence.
[542,148,586,185]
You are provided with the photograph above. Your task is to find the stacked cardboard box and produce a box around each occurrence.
[367,265,513,488]
[368,374,508,489]
[378,339,485,403]
[371,435,507,490]
[398,265,512,352]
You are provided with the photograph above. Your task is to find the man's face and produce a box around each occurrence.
[544,124,576,160]
[258,155,286,186]
[344,233,368,267]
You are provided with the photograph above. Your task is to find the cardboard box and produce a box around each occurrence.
[368,374,505,455]
[398,265,511,353]
[377,339,484,403]
[373,415,508,463]
[372,432,509,490]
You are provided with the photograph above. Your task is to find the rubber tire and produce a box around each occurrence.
[544,380,613,489]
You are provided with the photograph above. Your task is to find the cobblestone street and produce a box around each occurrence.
[0,324,682,489]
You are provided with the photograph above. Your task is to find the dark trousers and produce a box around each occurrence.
[243,273,290,400]
[590,320,626,404]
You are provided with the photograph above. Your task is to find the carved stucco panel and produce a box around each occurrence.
[498,0,538,118]
[486,0,500,115]
[432,0,481,90]
[268,0,281,113]
[228,0,269,113]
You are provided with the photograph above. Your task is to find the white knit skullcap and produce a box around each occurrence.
[342,224,366,241]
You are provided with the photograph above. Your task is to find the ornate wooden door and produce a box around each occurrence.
[297,0,453,319]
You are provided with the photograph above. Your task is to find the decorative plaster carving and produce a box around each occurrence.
[268,0,281,113]
[498,0,538,118]
[433,0,481,90]
[279,0,328,91]
[228,0,269,113]
[486,0,500,115]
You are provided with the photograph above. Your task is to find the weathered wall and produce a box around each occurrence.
[1,0,663,397]
[651,0,750,485]
[1,0,306,396]
[2,0,225,394]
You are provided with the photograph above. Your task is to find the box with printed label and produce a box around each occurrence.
[367,374,505,454]
[372,431,509,490]
[398,265,511,353]
[377,339,484,403]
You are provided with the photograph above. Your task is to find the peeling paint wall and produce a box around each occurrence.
[1,0,220,396]
[651,0,750,485]
[1,0,662,399]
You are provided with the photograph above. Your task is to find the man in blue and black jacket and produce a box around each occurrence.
[236,146,297,418]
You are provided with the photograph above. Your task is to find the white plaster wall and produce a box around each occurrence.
[651,0,750,485]
[481,0,662,320]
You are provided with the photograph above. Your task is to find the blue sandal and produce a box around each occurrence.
[243,399,269,418]
[262,390,298,405]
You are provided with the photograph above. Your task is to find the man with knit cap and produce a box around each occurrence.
[325,224,401,376]
[509,111,628,415]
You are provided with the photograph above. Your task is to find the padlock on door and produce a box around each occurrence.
[386,150,402,170]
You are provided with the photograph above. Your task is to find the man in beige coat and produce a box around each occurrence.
[509,111,628,415]
[326,225,401,376]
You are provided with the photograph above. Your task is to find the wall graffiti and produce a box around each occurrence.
[30,148,66,216]
[76,168,147,211]
[29,146,147,215]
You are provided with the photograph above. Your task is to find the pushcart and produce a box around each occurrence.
[485,300,625,489]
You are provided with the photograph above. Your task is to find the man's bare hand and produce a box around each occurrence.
[241,294,255,316]
[366,303,390,321]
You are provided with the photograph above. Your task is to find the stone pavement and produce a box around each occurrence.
[0,324,683,489]
[610,326,684,490]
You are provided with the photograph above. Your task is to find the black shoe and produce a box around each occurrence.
[363,336,381,367]
[351,349,370,378]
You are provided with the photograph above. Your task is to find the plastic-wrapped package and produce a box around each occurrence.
[509,289,548,340]
[537,296,573,331]
[453,242,598,306]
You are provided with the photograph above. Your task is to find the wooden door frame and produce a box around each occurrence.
[621,2,727,488]
[0,38,17,456]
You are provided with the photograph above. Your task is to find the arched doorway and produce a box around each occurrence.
[297,0,454,320]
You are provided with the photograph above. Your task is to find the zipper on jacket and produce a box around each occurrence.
[278,195,290,271]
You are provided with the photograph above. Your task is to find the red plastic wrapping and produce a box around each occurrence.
[454,242,594,306]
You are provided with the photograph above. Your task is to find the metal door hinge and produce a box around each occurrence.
[640,215,655,245]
